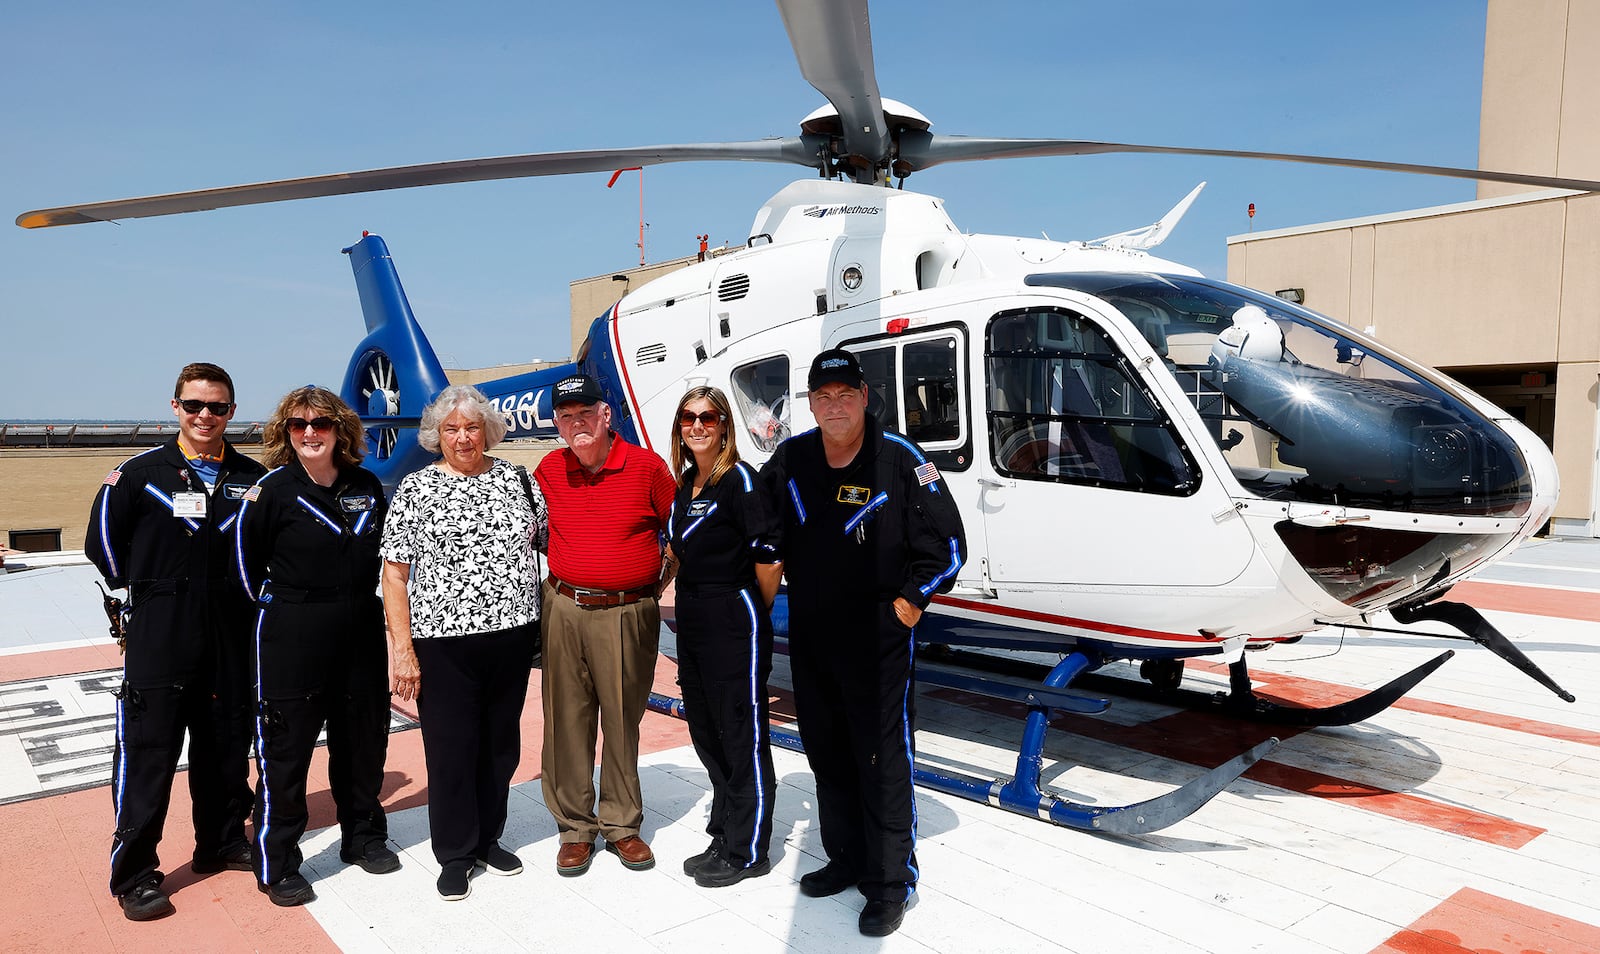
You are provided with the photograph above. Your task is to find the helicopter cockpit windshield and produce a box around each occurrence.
[1027,272,1533,520]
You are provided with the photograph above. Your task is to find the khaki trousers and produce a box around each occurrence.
[539,580,661,844]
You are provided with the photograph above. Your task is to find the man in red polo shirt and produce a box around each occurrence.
[535,374,676,876]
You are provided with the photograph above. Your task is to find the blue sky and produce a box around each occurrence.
[2,1,1488,420]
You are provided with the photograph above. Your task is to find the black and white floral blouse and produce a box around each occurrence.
[380,457,548,639]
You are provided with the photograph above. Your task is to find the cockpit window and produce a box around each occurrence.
[986,307,1198,494]
[1025,273,1533,517]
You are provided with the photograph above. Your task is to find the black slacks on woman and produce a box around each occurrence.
[413,622,537,867]
[676,586,776,869]
[253,592,390,886]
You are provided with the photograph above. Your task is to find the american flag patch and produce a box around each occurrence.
[103,470,122,486]
[243,485,262,502]
[914,461,940,486]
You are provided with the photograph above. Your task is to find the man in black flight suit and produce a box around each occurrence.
[86,362,267,921]
[761,348,966,937]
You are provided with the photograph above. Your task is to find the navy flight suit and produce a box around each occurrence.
[761,415,966,905]
[233,460,390,888]
[86,437,266,898]
[669,459,781,872]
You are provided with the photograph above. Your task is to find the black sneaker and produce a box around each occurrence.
[340,840,401,875]
[682,842,720,877]
[694,855,771,888]
[798,861,857,898]
[475,844,523,876]
[859,899,907,937]
[118,878,174,921]
[192,844,253,874]
[258,873,315,907]
[437,863,472,901]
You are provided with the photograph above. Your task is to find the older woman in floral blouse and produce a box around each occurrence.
[380,385,547,901]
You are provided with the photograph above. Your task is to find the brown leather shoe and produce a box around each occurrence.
[556,841,594,877]
[604,835,655,870]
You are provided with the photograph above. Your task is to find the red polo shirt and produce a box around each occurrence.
[536,434,676,592]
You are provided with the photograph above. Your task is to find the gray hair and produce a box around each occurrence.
[417,384,508,453]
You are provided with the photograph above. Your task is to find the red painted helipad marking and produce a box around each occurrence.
[1186,662,1600,748]
[1370,886,1600,954]
[1454,580,1600,623]
[4,642,692,954]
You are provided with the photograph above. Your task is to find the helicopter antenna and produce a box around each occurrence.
[606,167,647,266]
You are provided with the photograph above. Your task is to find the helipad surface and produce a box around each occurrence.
[2,539,1596,953]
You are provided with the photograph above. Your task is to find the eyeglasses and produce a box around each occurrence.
[286,417,336,432]
[177,399,235,416]
[678,410,724,427]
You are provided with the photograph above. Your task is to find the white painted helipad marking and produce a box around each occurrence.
[0,666,417,805]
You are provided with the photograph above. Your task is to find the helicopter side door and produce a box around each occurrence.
[844,322,988,589]
[979,303,1254,587]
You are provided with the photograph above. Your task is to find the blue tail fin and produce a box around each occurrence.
[338,233,452,490]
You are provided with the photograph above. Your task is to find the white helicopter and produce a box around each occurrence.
[18,0,1590,833]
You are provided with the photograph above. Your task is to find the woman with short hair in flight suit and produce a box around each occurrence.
[234,386,397,906]
[665,386,783,887]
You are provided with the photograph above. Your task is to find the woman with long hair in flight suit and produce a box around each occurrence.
[234,386,398,906]
[665,386,783,887]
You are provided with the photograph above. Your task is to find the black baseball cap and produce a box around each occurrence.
[552,374,603,407]
[807,348,864,390]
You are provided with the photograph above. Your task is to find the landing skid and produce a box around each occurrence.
[928,646,1455,728]
[648,650,1277,835]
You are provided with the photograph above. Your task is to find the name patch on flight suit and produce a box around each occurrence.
[222,483,252,500]
[685,499,713,518]
[340,495,376,513]
[837,485,872,505]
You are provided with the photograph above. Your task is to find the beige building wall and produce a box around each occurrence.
[445,362,567,386]
[1229,190,1600,532]
[1228,0,1600,535]
[1479,0,1600,199]
[569,255,702,357]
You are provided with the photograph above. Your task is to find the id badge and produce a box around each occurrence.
[172,492,208,518]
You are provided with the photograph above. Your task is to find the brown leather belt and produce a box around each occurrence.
[550,577,656,609]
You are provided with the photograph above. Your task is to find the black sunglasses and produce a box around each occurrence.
[177,399,234,416]
[286,416,337,432]
[678,410,724,427]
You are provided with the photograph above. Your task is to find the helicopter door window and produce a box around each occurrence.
[730,355,791,454]
[902,337,962,445]
[987,308,1198,495]
[856,346,901,429]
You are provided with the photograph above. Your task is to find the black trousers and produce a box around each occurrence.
[109,679,253,896]
[676,587,776,868]
[414,623,537,867]
[252,658,390,885]
[789,600,918,903]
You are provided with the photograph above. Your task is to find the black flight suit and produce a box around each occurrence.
[85,437,266,897]
[234,460,389,887]
[760,416,966,904]
[669,460,780,870]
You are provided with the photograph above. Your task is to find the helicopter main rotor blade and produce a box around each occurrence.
[775,0,889,178]
[898,134,1600,193]
[16,139,822,229]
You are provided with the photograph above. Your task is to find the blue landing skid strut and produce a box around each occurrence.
[647,650,1278,836]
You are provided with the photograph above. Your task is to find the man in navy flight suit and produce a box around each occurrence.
[87,362,266,921]
[761,348,966,937]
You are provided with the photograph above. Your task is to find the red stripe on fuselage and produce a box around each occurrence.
[932,594,1212,643]
[609,302,653,453]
